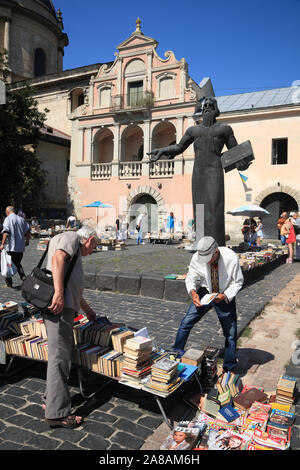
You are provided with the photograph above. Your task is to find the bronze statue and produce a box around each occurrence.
[148,97,253,246]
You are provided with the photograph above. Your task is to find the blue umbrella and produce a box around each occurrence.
[83,201,112,224]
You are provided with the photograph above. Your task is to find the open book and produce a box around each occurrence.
[200,293,218,305]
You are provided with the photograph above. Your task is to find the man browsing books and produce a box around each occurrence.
[43,225,98,429]
[173,236,244,372]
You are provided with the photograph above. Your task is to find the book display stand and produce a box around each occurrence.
[0,305,202,430]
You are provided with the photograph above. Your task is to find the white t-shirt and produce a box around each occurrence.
[46,231,84,312]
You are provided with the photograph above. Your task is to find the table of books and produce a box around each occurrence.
[1,300,298,448]
[0,301,201,429]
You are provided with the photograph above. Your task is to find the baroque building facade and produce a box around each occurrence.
[2,1,300,238]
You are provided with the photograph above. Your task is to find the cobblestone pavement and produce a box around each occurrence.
[0,240,299,450]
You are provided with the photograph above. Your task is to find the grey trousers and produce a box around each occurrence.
[43,308,75,419]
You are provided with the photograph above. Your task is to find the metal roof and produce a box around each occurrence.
[216,86,300,113]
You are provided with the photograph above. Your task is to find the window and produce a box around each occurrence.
[71,88,84,112]
[272,138,288,165]
[159,76,174,99]
[128,81,143,107]
[34,48,46,77]
[99,87,111,108]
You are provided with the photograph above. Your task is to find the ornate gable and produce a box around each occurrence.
[117,18,158,52]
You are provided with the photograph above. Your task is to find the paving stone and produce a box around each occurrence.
[110,406,144,421]
[115,418,153,439]
[0,394,27,409]
[80,420,114,438]
[21,404,44,419]
[0,441,22,449]
[4,413,32,427]
[110,431,144,450]
[0,404,17,419]
[79,434,110,450]
[57,441,84,450]
[26,434,61,450]
[49,426,86,442]
[88,410,118,424]
[137,416,163,429]
[2,425,38,445]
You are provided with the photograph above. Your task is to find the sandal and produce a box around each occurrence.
[45,415,83,429]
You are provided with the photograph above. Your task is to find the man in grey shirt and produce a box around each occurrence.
[0,206,30,287]
[43,225,98,429]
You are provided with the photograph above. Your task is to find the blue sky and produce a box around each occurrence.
[57,0,300,96]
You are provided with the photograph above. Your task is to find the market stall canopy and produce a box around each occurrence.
[83,201,112,208]
[82,201,113,225]
[227,204,270,217]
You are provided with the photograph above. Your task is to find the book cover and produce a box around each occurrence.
[233,388,268,410]
[217,405,240,423]
[200,293,218,305]
[125,336,153,351]
[181,348,204,366]
[209,429,249,450]
[152,357,178,372]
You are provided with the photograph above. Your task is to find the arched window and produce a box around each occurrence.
[34,48,46,77]
[70,88,85,112]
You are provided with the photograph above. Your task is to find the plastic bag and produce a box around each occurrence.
[1,249,17,277]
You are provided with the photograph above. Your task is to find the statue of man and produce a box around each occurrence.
[148,97,251,246]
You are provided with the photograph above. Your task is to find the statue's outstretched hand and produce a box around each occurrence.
[146,149,165,163]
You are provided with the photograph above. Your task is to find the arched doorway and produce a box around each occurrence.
[129,194,158,232]
[261,192,298,238]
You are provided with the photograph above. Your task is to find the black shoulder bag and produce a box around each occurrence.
[21,243,79,313]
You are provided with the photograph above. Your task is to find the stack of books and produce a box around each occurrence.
[144,357,181,397]
[73,317,125,347]
[216,371,243,400]
[111,328,134,353]
[276,375,297,406]
[201,347,219,389]
[266,409,294,441]
[120,336,153,386]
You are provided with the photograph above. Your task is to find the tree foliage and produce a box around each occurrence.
[0,51,48,214]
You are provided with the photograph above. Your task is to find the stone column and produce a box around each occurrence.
[86,128,92,162]
[112,124,120,177]
[142,120,150,176]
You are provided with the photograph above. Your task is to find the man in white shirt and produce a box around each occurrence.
[136,212,146,244]
[0,206,30,287]
[173,236,244,372]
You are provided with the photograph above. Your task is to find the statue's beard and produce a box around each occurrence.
[203,110,215,127]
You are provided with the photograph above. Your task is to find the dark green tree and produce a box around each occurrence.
[0,51,48,215]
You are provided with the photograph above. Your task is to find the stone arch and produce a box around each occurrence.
[93,128,114,163]
[120,124,144,161]
[255,185,300,209]
[124,58,146,75]
[122,185,167,230]
[151,120,176,151]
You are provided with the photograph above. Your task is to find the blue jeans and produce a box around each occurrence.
[280,235,286,245]
[136,228,142,244]
[173,298,237,371]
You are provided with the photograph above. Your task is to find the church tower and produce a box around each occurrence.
[0,0,68,83]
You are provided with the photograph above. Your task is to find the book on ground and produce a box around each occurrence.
[233,388,268,411]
